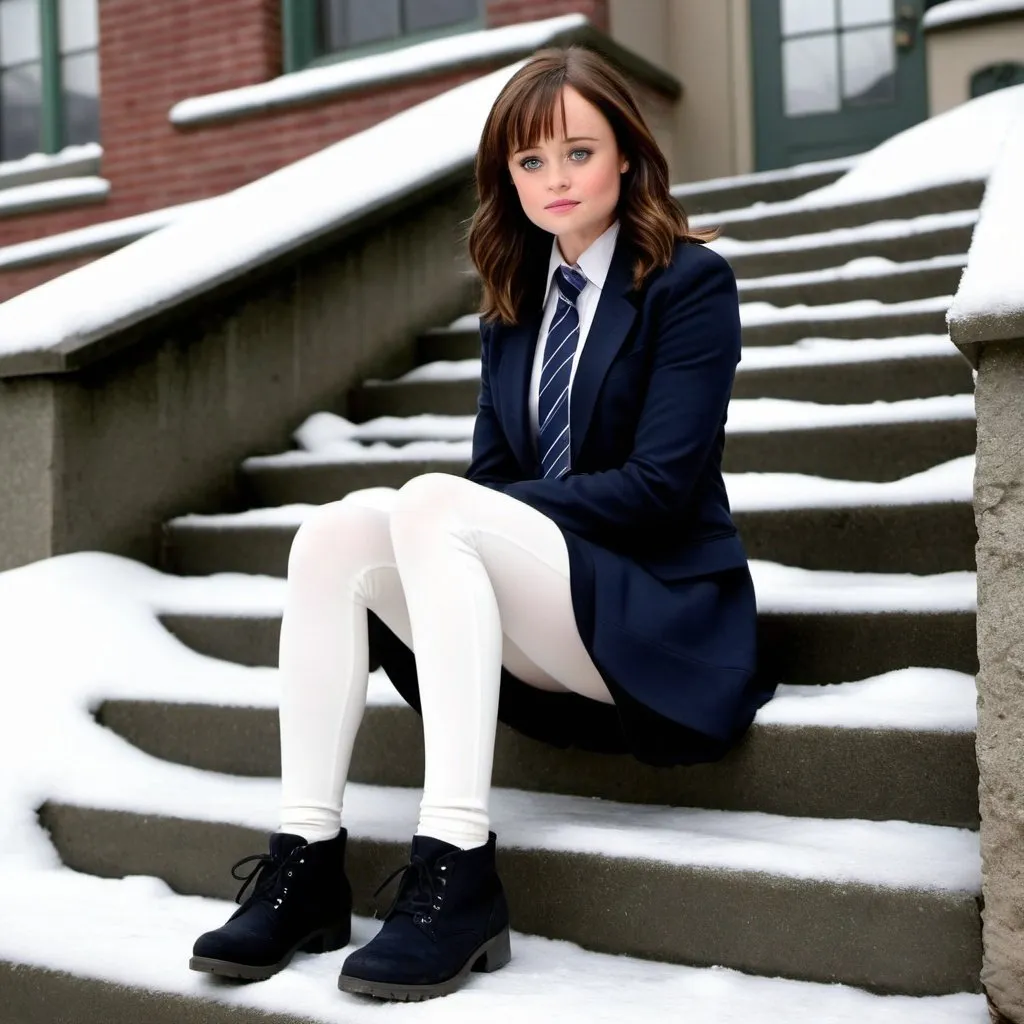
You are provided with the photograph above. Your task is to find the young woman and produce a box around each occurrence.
[189,44,772,1003]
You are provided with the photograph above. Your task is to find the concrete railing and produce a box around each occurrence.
[947,102,1024,1024]
[0,174,479,573]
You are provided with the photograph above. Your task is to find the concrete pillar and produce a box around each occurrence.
[974,341,1024,1024]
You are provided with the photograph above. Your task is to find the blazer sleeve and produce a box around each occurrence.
[463,317,522,492]
[501,250,741,544]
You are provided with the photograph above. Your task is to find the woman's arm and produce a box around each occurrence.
[464,319,522,492]
[502,251,741,543]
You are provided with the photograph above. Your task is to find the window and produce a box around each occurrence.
[971,62,1024,99]
[0,0,99,162]
[283,0,483,72]
[779,0,897,118]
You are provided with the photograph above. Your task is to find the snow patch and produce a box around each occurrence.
[947,98,1024,334]
[923,0,1024,29]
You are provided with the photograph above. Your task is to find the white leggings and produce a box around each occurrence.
[277,471,614,851]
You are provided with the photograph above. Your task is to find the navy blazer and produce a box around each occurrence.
[461,231,768,760]
[467,233,749,581]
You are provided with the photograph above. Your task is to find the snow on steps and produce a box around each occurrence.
[96,665,979,827]
[0,893,986,1024]
[349,335,973,414]
[417,296,953,359]
[37,777,981,995]
[690,178,984,242]
[711,208,978,278]
[241,394,977,490]
[150,559,977,686]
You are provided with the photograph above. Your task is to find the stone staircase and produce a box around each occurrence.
[22,160,984,1019]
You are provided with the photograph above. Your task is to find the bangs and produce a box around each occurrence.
[505,75,569,157]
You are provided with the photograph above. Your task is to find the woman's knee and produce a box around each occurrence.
[287,496,393,580]
[390,473,468,538]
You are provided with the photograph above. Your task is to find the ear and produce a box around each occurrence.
[621,160,629,173]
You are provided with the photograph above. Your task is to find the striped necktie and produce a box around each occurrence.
[538,262,587,478]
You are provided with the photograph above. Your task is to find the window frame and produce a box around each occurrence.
[281,0,485,74]
[0,0,99,161]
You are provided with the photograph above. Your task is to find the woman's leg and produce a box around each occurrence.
[388,472,613,852]
[277,486,415,843]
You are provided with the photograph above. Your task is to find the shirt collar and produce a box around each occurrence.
[545,218,620,302]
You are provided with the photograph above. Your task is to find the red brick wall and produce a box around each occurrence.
[0,0,606,293]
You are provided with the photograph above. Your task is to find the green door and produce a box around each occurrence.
[750,0,929,169]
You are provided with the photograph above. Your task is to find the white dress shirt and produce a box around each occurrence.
[529,218,621,455]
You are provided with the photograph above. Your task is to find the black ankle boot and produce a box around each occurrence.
[190,830,352,981]
[338,831,511,1001]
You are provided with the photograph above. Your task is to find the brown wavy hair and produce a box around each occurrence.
[464,44,718,327]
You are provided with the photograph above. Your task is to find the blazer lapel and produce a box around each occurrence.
[492,229,638,474]
[568,230,638,466]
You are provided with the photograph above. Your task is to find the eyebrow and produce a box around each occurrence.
[513,136,600,154]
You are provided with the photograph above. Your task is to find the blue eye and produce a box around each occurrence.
[518,148,592,171]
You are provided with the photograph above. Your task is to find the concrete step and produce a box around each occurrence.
[0,961,320,1024]
[693,179,984,242]
[37,788,982,995]
[0,896,984,1024]
[163,497,974,578]
[155,604,977,683]
[737,255,965,308]
[415,299,950,362]
[670,155,858,215]
[96,668,979,827]
[348,343,973,419]
[240,418,975,507]
[714,208,978,279]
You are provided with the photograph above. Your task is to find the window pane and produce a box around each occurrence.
[840,0,892,28]
[1,61,41,159]
[781,0,836,36]
[59,0,98,53]
[345,0,400,47]
[842,26,895,104]
[0,0,40,67]
[62,50,99,144]
[318,0,345,51]
[403,0,478,33]
[783,34,840,116]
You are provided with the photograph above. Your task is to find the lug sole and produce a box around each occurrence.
[338,925,512,1001]
[188,919,351,981]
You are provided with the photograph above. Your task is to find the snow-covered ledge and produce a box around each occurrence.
[0,175,109,219]
[947,96,1024,364]
[169,13,678,128]
[945,98,1024,1024]
[923,0,1024,32]
[0,142,102,191]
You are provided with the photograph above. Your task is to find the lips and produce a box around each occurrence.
[546,201,579,209]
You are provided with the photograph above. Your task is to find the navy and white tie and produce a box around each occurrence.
[538,263,587,478]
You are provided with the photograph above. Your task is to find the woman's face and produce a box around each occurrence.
[507,84,628,261]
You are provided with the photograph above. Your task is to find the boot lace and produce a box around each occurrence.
[230,851,296,906]
[372,854,447,924]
